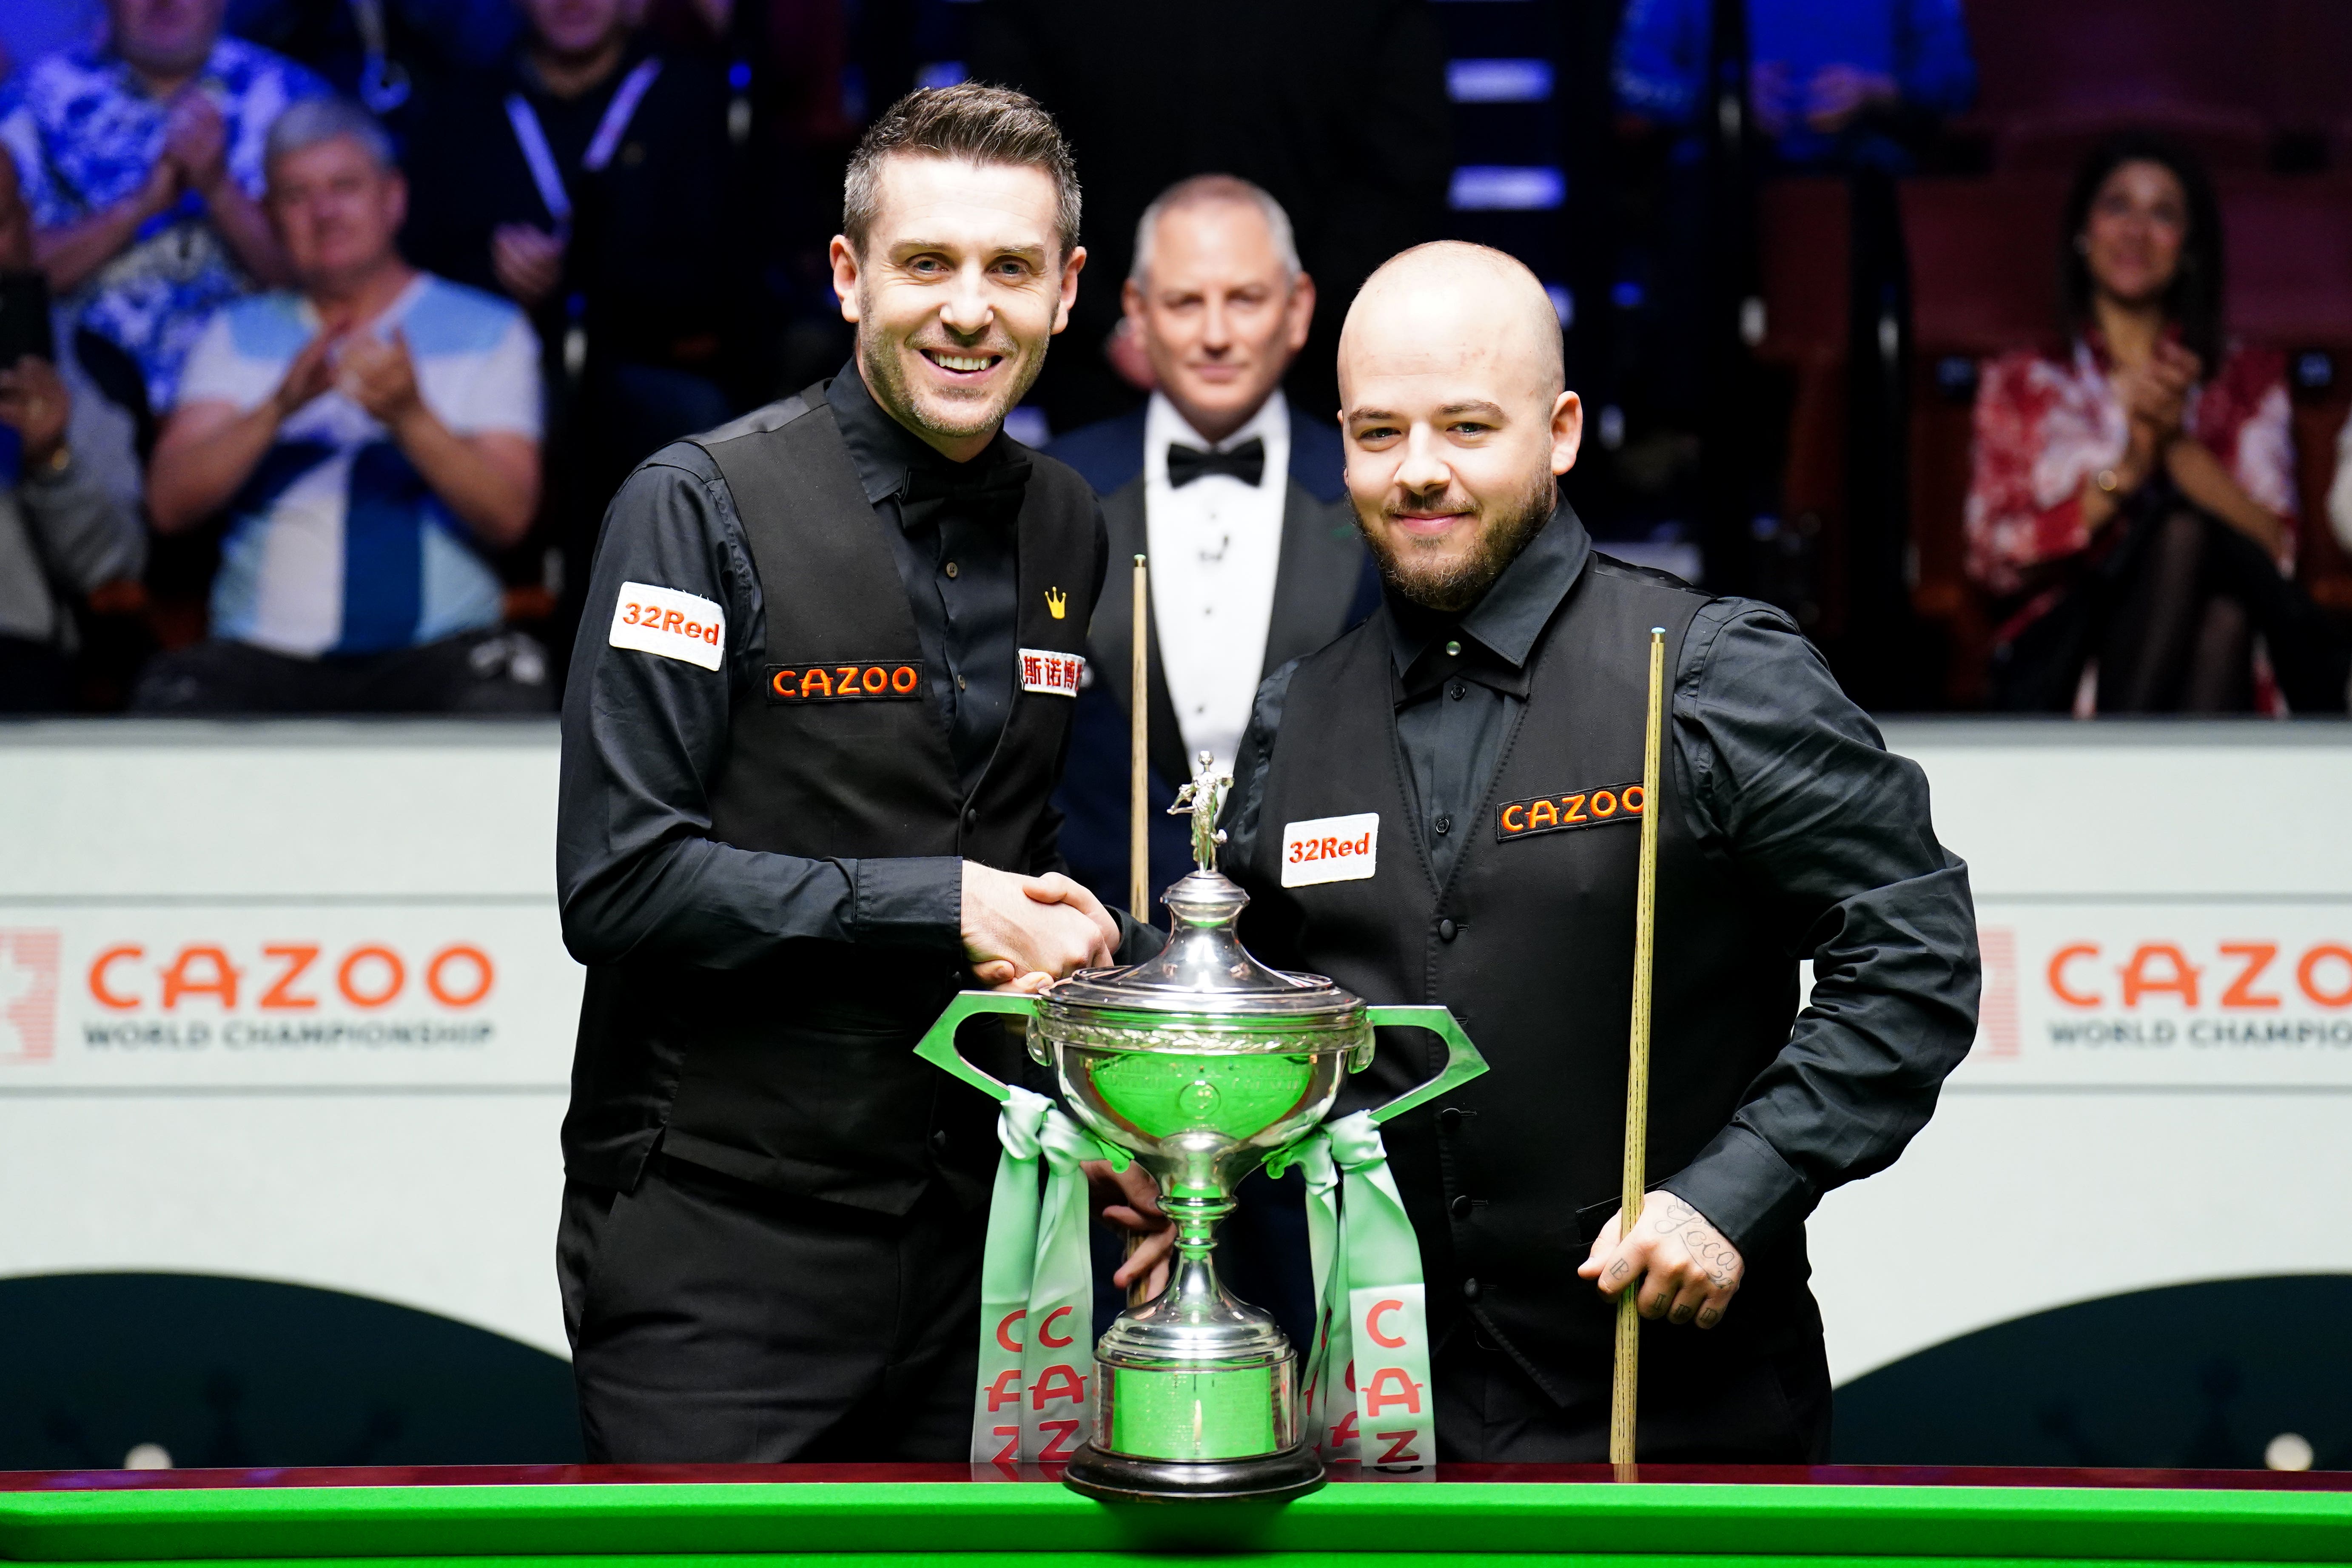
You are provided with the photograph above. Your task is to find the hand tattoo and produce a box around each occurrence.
[1647,1192,1742,1291]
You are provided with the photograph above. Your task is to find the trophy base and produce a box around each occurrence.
[1061,1440,1325,1505]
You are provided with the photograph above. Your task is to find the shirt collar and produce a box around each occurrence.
[1387,496,1592,683]
[826,358,1012,509]
[1143,388,1289,488]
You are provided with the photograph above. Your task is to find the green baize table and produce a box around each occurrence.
[4,1462,2348,1567]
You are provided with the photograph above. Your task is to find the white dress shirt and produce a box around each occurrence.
[1143,389,1290,777]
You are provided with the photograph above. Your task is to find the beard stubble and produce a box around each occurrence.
[856,288,1048,447]
[1355,466,1560,613]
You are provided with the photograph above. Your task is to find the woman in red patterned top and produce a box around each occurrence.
[1965,135,2348,713]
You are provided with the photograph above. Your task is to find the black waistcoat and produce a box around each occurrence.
[1235,556,1825,1459]
[564,398,1099,1215]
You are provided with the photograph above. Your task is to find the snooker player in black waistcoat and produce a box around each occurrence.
[1206,243,1982,1462]
[555,85,1132,1463]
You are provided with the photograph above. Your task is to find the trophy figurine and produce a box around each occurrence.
[916,754,1486,1502]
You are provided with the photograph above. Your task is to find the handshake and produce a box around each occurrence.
[960,863,1122,993]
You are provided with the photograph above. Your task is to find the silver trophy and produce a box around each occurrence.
[918,756,1485,1501]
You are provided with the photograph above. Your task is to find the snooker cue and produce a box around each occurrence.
[1129,555,1149,920]
[1126,554,1150,1307]
[1611,626,1668,1477]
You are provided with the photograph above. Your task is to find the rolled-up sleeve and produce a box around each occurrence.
[1654,601,1980,1254]
[556,444,962,970]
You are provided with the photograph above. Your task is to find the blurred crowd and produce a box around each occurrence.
[0,0,2348,719]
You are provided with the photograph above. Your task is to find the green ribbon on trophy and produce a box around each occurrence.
[969,1084,1125,1465]
[970,1094,1438,1474]
[1270,1109,1435,1477]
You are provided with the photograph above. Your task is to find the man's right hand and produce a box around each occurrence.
[492,225,566,310]
[162,93,231,201]
[271,331,339,422]
[132,158,182,226]
[961,863,1117,987]
[1085,1157,1174,1300]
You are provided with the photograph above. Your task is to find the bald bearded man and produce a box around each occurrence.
[1211,243,1982,1462]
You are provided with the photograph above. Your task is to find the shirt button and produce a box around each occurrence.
[1461,1276,1482,1302]
[944,561,959,579]
[1438,1107,1464,1133]
[1449,680,1467,701]
[1433,815,1451,837]
[1438,917,1458,941]
[1445,640,1462,657]
[1450,1194,1475,1221]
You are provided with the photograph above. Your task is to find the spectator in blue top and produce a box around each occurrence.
[135,97,548,714]
[0,0,328,412]
[1614,0,1975,171]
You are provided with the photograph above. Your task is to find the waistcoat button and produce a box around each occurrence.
[1461,1276,1481,1302]
[964,808,978,831]
[1449,1194,1475,1220]
[1437,917,1458,941]
[944,561,960,579]
[930,1128,950,1153]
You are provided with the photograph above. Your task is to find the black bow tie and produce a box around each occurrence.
[1166,437,1265,489]
[901,455,1033,521]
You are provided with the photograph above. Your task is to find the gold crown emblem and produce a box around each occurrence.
[1045,586,1067,620]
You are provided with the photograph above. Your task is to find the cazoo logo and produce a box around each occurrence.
[85,940,495,1013]
[2043,940,2352,1011]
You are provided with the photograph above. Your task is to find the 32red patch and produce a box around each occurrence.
[766,661,924,703]
[1496,782,1644,842]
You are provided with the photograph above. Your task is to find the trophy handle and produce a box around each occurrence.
[1361,1004,1489,1125]
[912,990,1039,1104]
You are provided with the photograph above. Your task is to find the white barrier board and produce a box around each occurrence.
[2,718,2349,1387]
[1818,721,2352,1383]
[0,722,575,1357]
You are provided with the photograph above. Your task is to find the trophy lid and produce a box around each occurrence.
[1041,754,1362,1024]
[1044,867,1362,1021]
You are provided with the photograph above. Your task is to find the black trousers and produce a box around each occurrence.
[559,1155,986,1463]
[1432,1323,1832,1464]
[131,629,552,715]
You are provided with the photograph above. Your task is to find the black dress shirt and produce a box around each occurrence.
[827,364,1028,795]
[1222,501,1980,1246]
[557,366,1094,972]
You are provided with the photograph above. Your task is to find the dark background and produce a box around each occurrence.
[4,1271,2347,1470]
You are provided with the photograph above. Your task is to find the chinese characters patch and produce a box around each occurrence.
[1018,648,1085,697]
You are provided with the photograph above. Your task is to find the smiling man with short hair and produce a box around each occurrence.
[556,84,1132,1462]
[1215,241,1982,1463]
